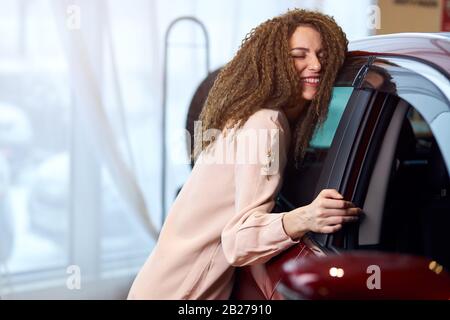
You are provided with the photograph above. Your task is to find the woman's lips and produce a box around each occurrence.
[301,76,320,87]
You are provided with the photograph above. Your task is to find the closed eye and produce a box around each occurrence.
[291,55,306,59]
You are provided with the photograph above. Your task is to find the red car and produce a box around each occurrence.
[187,33,450,300]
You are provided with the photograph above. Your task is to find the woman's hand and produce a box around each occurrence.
[282,189,362,240]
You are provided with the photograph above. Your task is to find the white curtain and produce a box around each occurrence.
[52,0,159,239]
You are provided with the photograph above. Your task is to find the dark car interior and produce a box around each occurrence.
[274,148,329,211]
[356,97,450,270]
[377,107,450,269]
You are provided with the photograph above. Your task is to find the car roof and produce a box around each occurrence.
[348,33,450,77]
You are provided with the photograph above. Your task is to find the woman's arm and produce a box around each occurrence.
[221,109,297,267]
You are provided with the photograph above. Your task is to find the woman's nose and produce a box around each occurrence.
[308,55,321,72]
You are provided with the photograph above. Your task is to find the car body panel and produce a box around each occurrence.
[349,33,450,77]
[279,252,450,300]
[231,237,320,300]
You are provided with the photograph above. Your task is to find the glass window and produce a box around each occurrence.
[0,0,70,275]
[310,87,354,148]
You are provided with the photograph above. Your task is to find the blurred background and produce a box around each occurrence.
[0,0,447,299]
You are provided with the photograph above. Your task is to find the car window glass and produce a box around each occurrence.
[310,87,353,148]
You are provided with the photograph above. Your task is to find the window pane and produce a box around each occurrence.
[0,0,70,277]
[0,68,71,274]
[310,87,353,148]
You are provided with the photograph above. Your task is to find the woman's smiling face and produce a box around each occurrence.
[289,25,324,101]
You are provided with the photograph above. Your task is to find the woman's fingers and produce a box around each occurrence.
[303,190,363,234]
[318,215,359,234]
[324,215,359,226]
[319,189,344,199]
[320,224,342,234]
[318,198,355,210]
[321,207,361,217]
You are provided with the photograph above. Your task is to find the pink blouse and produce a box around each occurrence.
[127,109,299,300]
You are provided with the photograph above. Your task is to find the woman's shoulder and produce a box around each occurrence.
[242,108,290,132]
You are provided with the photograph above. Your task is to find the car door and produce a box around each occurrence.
[340,57,450,270]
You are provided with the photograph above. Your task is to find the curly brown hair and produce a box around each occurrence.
[195,9,348,165]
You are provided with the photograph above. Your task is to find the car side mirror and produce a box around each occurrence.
[278,251,450,300]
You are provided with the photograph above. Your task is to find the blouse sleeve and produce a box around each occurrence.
[221,109,299,267]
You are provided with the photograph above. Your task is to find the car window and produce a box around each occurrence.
[277,87,353,209]
[362,106,450,269]
[309,87,353,148]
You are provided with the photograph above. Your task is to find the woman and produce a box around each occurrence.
[128,9,361,300]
